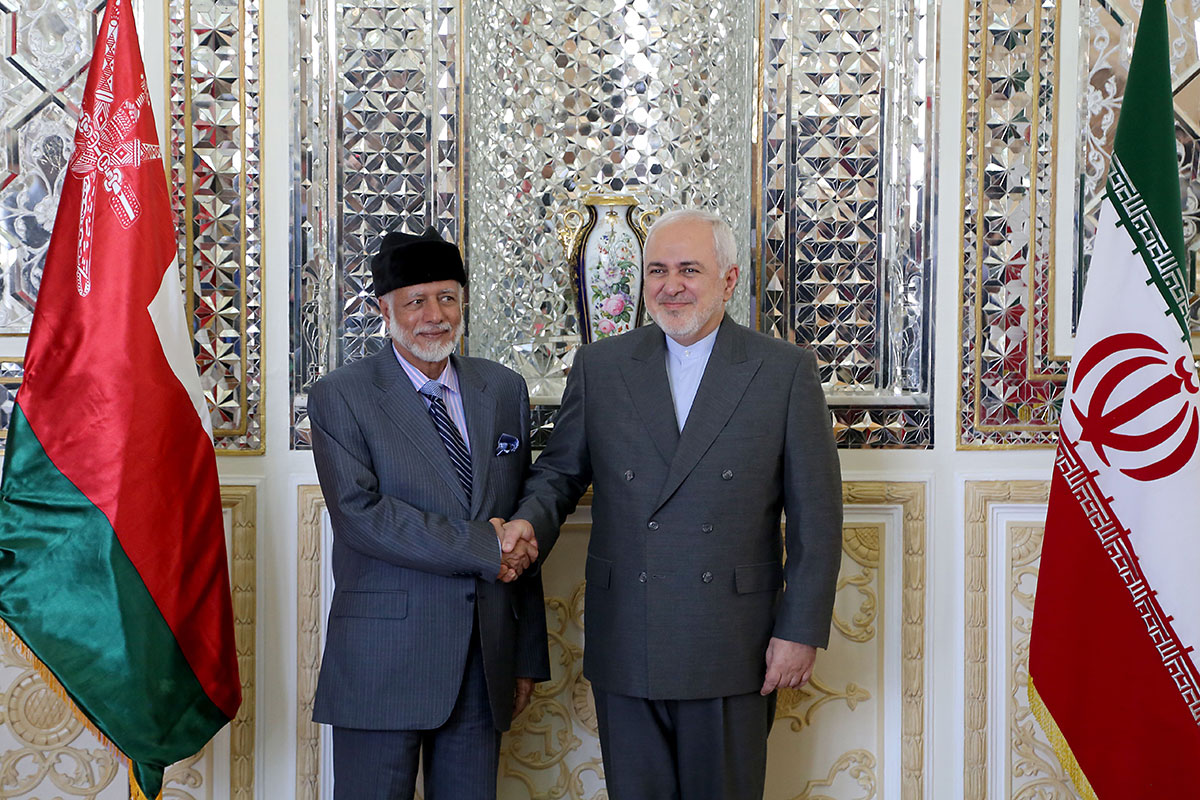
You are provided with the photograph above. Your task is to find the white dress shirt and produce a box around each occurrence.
[664,327,719,432]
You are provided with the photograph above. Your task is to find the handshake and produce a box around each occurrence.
[488,518,538,582]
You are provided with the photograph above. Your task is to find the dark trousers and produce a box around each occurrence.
[332,626,499,800]
[593,687,777,800]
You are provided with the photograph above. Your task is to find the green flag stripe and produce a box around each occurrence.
[0,404,229,798]
[1107,157,1190,339]
[1112,0,1187,280]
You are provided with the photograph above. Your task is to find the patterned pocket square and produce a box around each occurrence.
[495,433,520,456]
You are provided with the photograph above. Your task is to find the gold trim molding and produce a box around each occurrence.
[297,484,325,800]
[845,481,927,799]
[222,484,258,800]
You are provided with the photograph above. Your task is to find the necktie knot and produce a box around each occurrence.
[419,380,445,402]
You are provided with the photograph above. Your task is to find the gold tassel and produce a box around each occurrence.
[129,767,163,800]
[0,620,163,800]
[1028,677,1099,800]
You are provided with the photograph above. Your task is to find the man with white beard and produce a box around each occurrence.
[499,209,844,800]
[307,227,548,800]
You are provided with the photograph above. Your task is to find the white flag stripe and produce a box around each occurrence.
[147,255,213,439]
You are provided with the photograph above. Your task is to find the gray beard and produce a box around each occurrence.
[392,318,464,363]
[647,292,726,341]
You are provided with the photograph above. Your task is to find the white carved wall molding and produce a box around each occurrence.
[962,480,1082,800]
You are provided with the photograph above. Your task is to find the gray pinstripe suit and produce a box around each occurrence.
[309,346,550,796]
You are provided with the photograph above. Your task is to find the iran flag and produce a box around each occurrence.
[0,0,240,797]
[1028,0,1200,795]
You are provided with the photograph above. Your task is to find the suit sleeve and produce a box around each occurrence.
[513,345,594,559]
[308,376,502,580]
[511,379,551,680]
[774,349,843,647]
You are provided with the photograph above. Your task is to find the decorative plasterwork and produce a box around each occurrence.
[844,480,928,799]
[221,484,258,800]
[0,483,256,799]
[298,480,926,799]
[1008,523,1079,800]
[963,480,1082,800]
[296,484,325,800]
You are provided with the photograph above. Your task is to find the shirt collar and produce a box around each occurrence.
[394,345,460,397]
[664,325,719,363]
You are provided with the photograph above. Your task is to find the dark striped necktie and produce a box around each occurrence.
[419,380,472,502]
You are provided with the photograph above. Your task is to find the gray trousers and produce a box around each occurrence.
[593,687,777,800]
[332,624,499,800]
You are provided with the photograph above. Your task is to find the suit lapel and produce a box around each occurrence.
[454,356,496,520]
[653,318,761,511]
[372,348,471,510]
[619,326,680,465]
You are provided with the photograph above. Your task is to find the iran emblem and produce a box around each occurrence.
[1067,332,1200,482]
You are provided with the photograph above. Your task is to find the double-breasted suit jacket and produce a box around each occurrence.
[517,316,842,700]
[309,347,550,731]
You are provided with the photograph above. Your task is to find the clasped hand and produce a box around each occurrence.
[489,518,537,582]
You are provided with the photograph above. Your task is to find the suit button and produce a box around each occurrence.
[639,571,648,583]
[624,469,635,481]
[701,523,713,533]
[721,469,734,480]
[701,571,713,583]
[647,520,659,530]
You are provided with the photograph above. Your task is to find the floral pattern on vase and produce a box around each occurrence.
[560,192,654,343]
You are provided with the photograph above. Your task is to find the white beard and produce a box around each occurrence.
[392,317,464,363]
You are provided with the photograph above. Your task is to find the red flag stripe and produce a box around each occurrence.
[18,0,238,718]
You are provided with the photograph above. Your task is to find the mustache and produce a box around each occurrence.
[414,322,453,335]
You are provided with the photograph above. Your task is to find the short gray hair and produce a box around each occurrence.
[645,209,737,276]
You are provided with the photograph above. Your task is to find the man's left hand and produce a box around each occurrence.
[760,638,817,696]
[513,677,535,720]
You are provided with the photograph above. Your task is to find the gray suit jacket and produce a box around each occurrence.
[309,347,550,731]
[516,316,842,700]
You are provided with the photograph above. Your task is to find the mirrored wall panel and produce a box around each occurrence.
[290,1,939,449]
[958,0,1200,448]
[0,0,264,453]
[760,0,937,447]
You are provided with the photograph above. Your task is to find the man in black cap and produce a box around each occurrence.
[307,227,549,799]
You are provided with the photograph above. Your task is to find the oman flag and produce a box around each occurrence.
[0,0,240,796]
[1028,0,1200,796]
